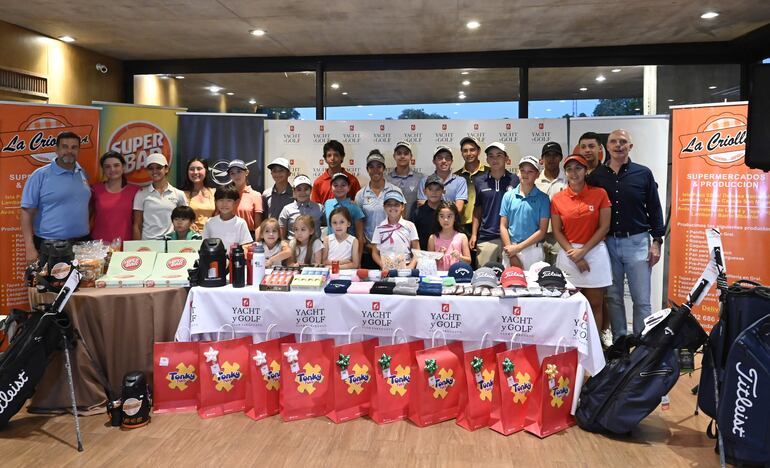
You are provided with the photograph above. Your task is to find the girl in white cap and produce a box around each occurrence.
[132,153,187,239]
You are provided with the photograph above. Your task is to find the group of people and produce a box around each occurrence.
[21,129,664,343]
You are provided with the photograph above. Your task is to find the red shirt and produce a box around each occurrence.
[550,184,610,244]
[90,182,141,243]
[310,168,361,203]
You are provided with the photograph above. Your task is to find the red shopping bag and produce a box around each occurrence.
[456,334,506,431]
[153,337,200,414]
[279,327,334,422]
[524,340,578,438]
[490,338,541,435]
[197,334,251,419]
[245,325,296,421]
[370,329,424,424]
[408,330,467,427]
[327,328,377,423]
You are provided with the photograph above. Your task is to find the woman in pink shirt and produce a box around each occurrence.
[90,151,140,245]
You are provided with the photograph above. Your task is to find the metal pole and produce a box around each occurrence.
[62,341,84,452]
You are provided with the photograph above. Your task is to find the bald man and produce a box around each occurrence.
[586,129,665,341]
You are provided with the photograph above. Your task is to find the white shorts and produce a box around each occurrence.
[502,243,545,270]
[556,241,612,288]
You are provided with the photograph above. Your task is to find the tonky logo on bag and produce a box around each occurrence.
[166,363,197,391]
[264,360,281,391]
[430,368,456,399]
[678,112,746,167]
[121,256,142,271]
[343,363,371,395]
[213,362,242,392]
[387,365,411,396]
[550,376,570,408]
[295,362,324,394]
[477,369,495,401]
[166,257,187,270]
[510,372,533,403]
[107,121,172,185]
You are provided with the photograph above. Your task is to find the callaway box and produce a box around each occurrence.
[123,240,166,252]
[96,252,157,288]
[144,253,198,287]
[166,240,202,254]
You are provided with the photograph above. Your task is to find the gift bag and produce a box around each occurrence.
[153,328,200,414]
[246,324,296,421]
[408,330,467,427]
[279,326,334,422]
[524,338,578,438]
[490,334,541,435]
[197,326,250,419]
[456,333,507,431]
[327,327,378,423]
[370,328,424,424]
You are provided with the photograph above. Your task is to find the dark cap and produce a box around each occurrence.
[424,173,444,188]
[536,266,567,289]
[541,142,563,157]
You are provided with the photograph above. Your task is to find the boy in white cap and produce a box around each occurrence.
[263,157,294,219]
[279,174,323,240]
[132,153,188,239]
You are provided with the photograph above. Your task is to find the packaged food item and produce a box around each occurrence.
[73,241,110,287]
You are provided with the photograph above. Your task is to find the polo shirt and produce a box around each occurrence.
[262,184,294,220]
[164,230,202,240]
[371,217,419,259]
[355,181,398,241]
[455,163,487,225]
[499,185,550,243]
[535,171,567,200]
[385,168,422,220]
[324,198,365,236]
[410,202,438,250]
[550,185,611,244]
[235,185,264,231]
[21,159,91,240]
[417,172,468,203]
[278,200,323,240]
[133,183,188,240]
[475,170,519,241]
[310,168,361,203]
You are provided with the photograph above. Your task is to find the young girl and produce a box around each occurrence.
[289,215,323,266]
[372,189,420,269]
[257,218,292,267]
[323,207,361,269]
[428,201,471,271]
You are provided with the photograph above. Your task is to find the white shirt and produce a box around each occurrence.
[202,215,253,248]
[372,217,419,259]
[133,183,187,239]
[293,238,324,264]
[535,170,567,200]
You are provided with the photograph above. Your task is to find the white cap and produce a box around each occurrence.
[484,142,506,154]
[518,155,541,171]
[267,157,290,170]
[145,153,168,167]
[293,174,312,188]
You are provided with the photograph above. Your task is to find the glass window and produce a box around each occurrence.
[656,64,741,112]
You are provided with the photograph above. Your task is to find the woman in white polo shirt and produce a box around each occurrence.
[132,153,188,239]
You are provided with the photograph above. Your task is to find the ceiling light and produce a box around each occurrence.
[458,95,467,100]
[611,68,621,73]
[461,71,469,75]
[58,35,75,43]
[466,20,481,29]
[595,75,606,82]
[226,92,234,96]
[462,80,470,86]
[208,85,222,93]
[175,75,185,79]
[159,75,170,80]
[667,99,675,102]
[250,29,266,36]
[579,87,588,91]
[248,99,256,105]
[700,11,719,19]
[634,108,641,111]
[330,83,340,89]
[341,92,348,95]
[708,85,717,90]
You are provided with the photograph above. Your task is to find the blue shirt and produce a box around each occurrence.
[324,198,365,236]
[21,159,91,240]
[474,170,519,241]
[355,182,397,241]
[417,172,468,202]
[499,185,550,243]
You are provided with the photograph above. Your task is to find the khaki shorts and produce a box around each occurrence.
[476,238,503,265]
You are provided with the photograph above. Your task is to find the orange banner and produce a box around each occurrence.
[0,102,100,314]
[669,103,770,331]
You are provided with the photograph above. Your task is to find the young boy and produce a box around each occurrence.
[371,189,420,269]
[417,146,468,214]
[411,174,444,250]
[279,174,323,240]
[263,157,294,219]
[165,206,202,240]
[203,185,253,248]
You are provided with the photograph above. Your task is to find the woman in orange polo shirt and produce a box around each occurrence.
[550,154,612,332]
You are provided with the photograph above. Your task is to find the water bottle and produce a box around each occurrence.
[251,243,266,286]
[231,244,246,288]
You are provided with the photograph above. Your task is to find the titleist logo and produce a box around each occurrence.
[732,362,758,438]
[0,371,28,414]
[540,271,562,278]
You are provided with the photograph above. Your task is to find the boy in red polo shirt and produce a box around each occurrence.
[311,140,361,202]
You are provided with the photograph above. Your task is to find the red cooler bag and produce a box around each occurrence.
[370,329,424,424]
[279,327,334,422]
[524,340,578,438]
[456,334,506,431]
[246,325,296,421]
[153,336,200,414]
[328,328,377,423]
[490,339,541,435]
[197,335,251,419]
[408,330,467,427]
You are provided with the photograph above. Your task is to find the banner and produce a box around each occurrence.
[569,116,670,317]
[263,119,568,187]
[177,113,265,190]
[669,102,769,331]
[95,102,184,186]
[0,102,100,313]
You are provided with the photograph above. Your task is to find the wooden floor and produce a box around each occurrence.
[0,370,718,468]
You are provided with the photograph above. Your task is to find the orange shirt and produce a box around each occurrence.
[550,184,610,244]
[235,185,264,231]
[310,168,362,203]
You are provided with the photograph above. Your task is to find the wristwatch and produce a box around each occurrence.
[652,237,663,245]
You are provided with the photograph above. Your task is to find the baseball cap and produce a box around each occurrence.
[424,173,444,188]
[484,261,505,279]
[501,266,527,288]
[383,188,406,204]
[145,153,168,167]
[471,267,499,288]
[267,157,290,171]
[460,136,481,149]
[292,174,312,188]
[537,266,567,289]
[563,154,589,168]
[448,261,473,283]
[541,142,563,157]
[227,159,248,171]
[366,150,386,167]
[394,141,412,152]
[484,142,506,154]
[433,145,453,158]
[519,155,541,171]
[330,172,349,184]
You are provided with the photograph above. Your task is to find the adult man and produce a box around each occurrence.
[587,129,665,339]
[455,136,487,236]
[21,131,91,263]
[417,146,467,214]
[385,141,422,217]
[262,157,294,219]
[535,141,567,265]
[311,139,361,203]
[471,142,518,265]
[578,132,603,173]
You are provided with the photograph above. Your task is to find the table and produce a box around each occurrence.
[27,287,188,414]
[176,285,606,413]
